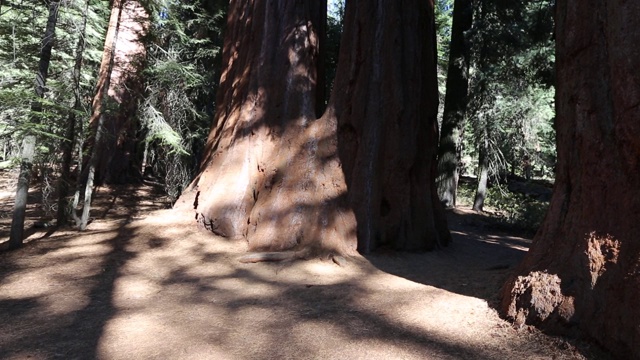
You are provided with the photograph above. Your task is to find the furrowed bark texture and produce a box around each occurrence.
[177,0,356,255]
[500,1,640,358]
[333,0,451,252]
[178,0,450,255]
[88,0,147,184]
[436,0,473,209]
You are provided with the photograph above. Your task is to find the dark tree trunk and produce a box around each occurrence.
[472,132,488,212]
[8,1,59,249]
[57,0,89,226]
[500,1,640,358]
[176,0,450,256]
[436,0,473,209]
[314,0,327,117]
[333,0,450,252]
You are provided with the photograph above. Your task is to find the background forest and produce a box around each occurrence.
[0,0,556,236]
[2,1,639,359]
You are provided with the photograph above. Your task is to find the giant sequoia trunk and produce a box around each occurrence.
[176,0,450,255]
[436,0,473,208]
[500,1,640,358]
[333,0,450,252]
[87,0,147,184]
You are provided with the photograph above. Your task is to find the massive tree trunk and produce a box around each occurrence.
[436,0,473,209]
[333,0,450,252]
[176,0,353,255]
[8,1,59,249]
[500,1,640,358]
[87,0,147,185]
[176,0,450,255]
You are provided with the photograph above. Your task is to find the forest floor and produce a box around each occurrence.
[0,169,612,360]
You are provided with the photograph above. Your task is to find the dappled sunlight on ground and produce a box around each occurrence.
[0,184,600,359]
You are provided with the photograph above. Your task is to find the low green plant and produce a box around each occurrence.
[485,186,548,233]
[455,180,549,234]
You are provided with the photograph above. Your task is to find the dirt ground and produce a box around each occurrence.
[0,169,611,359]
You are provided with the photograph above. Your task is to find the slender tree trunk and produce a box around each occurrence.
[436,0,473,208]
[57,0,89,226]
[472,131,488,212]
[8,1,59,249]
[81,0,124,230]
[500,1,640,358]
[176,0,450,255]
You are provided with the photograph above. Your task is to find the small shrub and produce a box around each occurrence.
[455,180,549,234]
[486,186,549,233]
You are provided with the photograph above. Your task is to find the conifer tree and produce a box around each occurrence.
[8,0,60,248]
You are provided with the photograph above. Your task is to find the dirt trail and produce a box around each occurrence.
[0,179,608,359]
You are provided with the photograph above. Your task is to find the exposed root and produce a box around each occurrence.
[332,255,347,267]
[238,251,301,263]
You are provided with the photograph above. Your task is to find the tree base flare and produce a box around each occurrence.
[501,271,575,330]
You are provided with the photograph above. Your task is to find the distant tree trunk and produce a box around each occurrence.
[436,0,473,208]
[472,130,488,211]
[500,1,640,358]
[86,0,147,185]
[8,1,59,249]
[176,0,450,255]
[57,0,89,226]
[81,0,124,230]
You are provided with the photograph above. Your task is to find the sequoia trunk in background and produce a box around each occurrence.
[436,0,473,209]
[333,0,450,252]
[177,0,450,255]
[87,0,147,185]
[500,1,640,358]
[9,1,59,249]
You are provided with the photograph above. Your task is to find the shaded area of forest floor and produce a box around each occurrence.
[0,172,611,359]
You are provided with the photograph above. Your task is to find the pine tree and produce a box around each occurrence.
[8,0,60,248]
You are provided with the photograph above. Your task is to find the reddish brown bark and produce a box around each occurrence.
[332,0,450,252]
[500,1,640,358]
[88,0,147,184]
[177,0,450,256]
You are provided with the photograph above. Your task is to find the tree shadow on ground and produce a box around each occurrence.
[0,186,599,359]
[0,183,165,359]
[366,207,530,306]
[0,224,136,359]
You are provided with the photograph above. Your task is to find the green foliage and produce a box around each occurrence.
[434,0,453,117]
[463,0,556,182]
[456,179,549,233]
[0,0,109,217]
[140,0,226,202]
[485,187,548,233]
[455,179,476,205]
[0,0,109,162]
[325,0,344,101]
[435,0,453,71]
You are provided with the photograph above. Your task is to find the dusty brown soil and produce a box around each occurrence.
[0,171,610,359]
